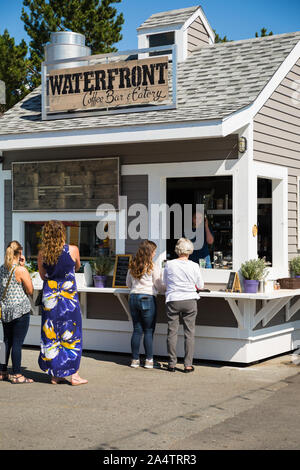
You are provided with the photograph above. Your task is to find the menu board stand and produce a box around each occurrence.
[112,255,132,288]
[226,272,242,293]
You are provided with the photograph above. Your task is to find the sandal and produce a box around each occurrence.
[70,376,88,386]
[184,366,195,373]
[10,374,34,384]
[0,372,9,381]
[51,377,65,385]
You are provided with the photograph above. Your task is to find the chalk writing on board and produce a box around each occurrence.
[112,255,132,288]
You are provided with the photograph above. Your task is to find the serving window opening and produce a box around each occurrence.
[166,176,233,270]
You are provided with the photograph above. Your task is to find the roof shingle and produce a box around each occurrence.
[0,31,299,136]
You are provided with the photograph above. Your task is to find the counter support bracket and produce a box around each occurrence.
[254,297,293,328]
[114,293,131,321]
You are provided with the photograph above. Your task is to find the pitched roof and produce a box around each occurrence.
[137,5,200,30]
[0,31,299,137]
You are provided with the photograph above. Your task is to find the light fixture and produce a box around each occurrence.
[238,137,247,153]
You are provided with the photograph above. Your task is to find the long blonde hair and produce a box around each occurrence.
[41,220,66,266]
[129,240,157,280]
[5,241,23,271]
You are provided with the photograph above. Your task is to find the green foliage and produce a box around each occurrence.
[21,0,124,88]
[240,258,268,281]
[91,256,114,276]
[0,30,30,112]
[213,30,229,43]
[25,259,38,273]
[255,28,273,38]
[289,256,300,276]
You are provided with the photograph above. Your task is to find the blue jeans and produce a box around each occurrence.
[129,294,157,360]
[0,313,30,375]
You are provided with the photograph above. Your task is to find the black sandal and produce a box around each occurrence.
[184,366,195,373]
[10,375,34,384]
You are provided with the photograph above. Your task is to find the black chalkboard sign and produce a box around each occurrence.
[226,272,242,293]
[112,255,132,288]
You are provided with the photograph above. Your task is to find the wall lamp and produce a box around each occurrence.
[238,137,247,153]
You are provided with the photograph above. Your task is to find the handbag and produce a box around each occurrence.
[0,266,16,321]
[35,289,43,307]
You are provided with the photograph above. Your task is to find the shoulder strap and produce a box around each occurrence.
[1,266,16,302]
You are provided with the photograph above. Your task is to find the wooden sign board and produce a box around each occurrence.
[12,157,119,212]
[226,272,242,293]
[48,56,169,113]
[112,254,132,288]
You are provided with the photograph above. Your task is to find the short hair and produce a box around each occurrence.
[175,238,194,257]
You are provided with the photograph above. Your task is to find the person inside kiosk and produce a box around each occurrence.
[189,211,214,268]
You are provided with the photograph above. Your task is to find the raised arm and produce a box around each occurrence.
[15,266,34,296]
[38,251,47,281]
[69,245,81,272]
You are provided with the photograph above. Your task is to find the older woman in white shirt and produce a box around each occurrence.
[126,240,164,369]
[163,238,204,373]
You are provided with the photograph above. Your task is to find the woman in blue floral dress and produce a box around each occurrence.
[37,220,88,386]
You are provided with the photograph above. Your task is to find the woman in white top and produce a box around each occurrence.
[163,238,204,373]
[126,240,164,369]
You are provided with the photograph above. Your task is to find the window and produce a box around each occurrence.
[25,220,116,269]
[149,32,175,56]
[166,176,233,270]
[257,178,272,265]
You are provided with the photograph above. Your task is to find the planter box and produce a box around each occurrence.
[278,278,300,289]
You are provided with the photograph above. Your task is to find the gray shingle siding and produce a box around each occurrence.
[253,58,300,262]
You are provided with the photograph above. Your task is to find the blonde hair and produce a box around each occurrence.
[175,238,194,257]
[129,240,157,280]
[5,241,23,271]
[41,220,66,266]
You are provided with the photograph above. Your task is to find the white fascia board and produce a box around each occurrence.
[182,6,216,43]
[222,40,300,136]
[137,24,183,36]
[0,119,224,151]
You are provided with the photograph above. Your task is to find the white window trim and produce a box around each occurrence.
[123,159,237,284]
[254,162,288,280]
[297,176,300,251]
[0,167,12,264]
[122,155,288,283]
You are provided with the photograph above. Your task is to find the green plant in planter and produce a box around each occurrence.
[289,256,300,277]
[240,258,268,281]
[92,256,114,276]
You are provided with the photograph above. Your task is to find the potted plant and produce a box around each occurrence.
[25,260,38,280]
[240,258,268,294]
[290,256,300,278]
[91,256,114,288]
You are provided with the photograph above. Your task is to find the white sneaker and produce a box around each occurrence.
[144,359,154,369]
[130,359,140,368]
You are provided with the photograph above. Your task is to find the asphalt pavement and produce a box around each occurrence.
[0,347,300,450]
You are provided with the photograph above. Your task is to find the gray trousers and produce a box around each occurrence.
[166,299,198,367]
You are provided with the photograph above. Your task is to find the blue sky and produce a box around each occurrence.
[0,0,299,49]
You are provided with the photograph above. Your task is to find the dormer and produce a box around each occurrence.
[137,5,215,62]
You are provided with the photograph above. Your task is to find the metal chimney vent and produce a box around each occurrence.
[45,31,91,70]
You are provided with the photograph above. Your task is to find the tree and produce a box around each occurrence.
[0,30,29,112]
[213,30,229,43]
[21,0,124,88]
[255,28,273,38]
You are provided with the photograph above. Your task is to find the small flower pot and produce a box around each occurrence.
[243,279,259,294]
[93,275,107,288]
